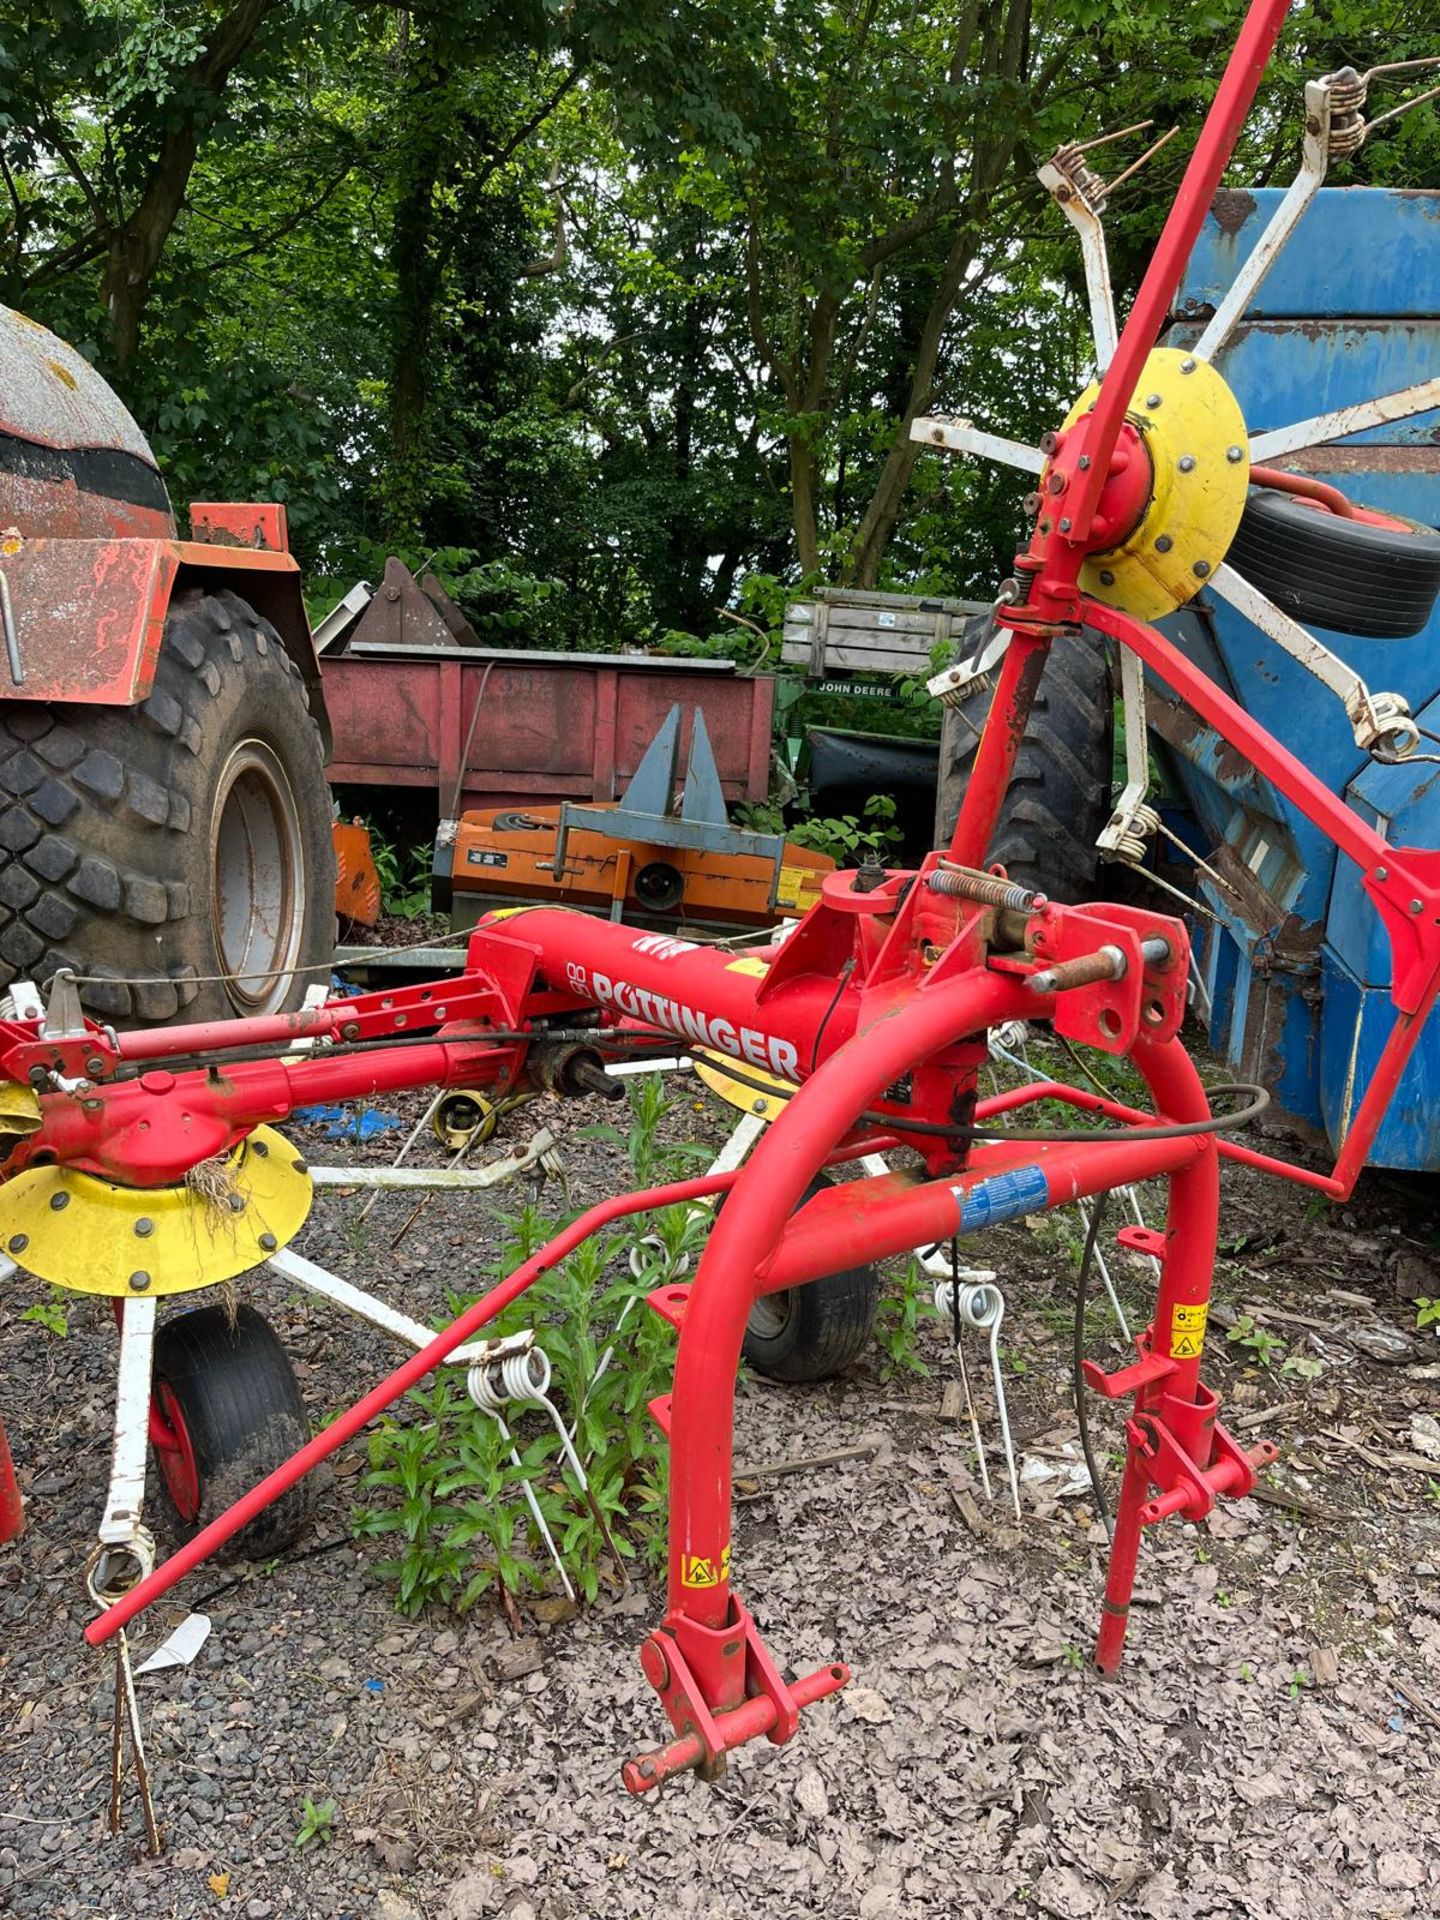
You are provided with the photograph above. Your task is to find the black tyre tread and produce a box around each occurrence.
[741,1174,881,1383]
[934,632,1112,902]
[1226,489,1440,640]
[0,589,333,1023]
[152,1301,313,1561]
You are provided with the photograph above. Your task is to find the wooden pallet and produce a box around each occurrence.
[782,587,988,676]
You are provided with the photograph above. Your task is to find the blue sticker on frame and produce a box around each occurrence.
[954,1164,1049,1233]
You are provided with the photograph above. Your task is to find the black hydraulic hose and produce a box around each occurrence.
[689,1050,1270,1146]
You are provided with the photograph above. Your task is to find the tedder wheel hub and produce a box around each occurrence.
[1056,347,1251,619]
[2,1124,310,1295]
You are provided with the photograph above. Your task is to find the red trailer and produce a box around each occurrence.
[317,566,775,819]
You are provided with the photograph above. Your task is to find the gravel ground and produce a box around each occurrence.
[3,1054,1440,1920]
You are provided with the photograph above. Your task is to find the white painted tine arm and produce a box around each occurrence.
[1038,160,1118,366]
[910,417,1045,475]
[1210,564,1418,757]
[1193,82,1330,365]
[1248,374,1440,463]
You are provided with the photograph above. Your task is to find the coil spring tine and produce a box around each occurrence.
[469,1351,577,1604]
[933,1274,1020,1518]
[470,1348,630,1592]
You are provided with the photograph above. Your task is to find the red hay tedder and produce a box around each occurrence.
[1,0,1439,1807]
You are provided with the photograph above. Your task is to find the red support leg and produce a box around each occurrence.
[0,1413,22,1543]
[629,970,1032,1787]
[1095,1449,1149,1674]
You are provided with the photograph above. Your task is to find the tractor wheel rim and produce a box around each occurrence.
[748,1290,795,1341]
[151,1379,201,1521]
[211,739,306,1014]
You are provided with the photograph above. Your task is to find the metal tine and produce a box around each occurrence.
[1366,80,1440,134]
[1061,117,1157,160]
[1362,54,1440,82]
[1105,124,1181,197]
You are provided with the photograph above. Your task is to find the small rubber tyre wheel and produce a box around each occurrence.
[150,1302,314,1562]
[0,586,334,1024]
[1225,488,1440,640]
[741,1174,881,1383]
[934,629,1112,902]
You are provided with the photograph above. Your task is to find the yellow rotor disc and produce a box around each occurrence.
[0,1125,312,1297]
[694,1051,794,1123]
[1059,347,1250,621]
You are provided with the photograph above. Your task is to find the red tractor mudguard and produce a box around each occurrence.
[0,533,327,748]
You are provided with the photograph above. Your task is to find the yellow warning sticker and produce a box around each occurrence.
[1170,1301,1209,1359]
[680,1544,732,1589]
[776,866,822,909]
[725,956,771,978]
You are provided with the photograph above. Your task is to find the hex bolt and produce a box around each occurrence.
[259,1232,278,1252]
[251,1139,269,1158]
[1180,357,1196,374]
[1145,393,1162,409]
[1225,445,1244,463]
[752,1100,768,1115]
[292,1159,309,1175]
[228,1193,246,1213]
[134,1217,154,1238]
[1155,534,1174,554]
[86,1056,105,1077]
[49,1191,69,1212]
[1193,559,1211,578]
[128,1270,151,1292]
[1411,899,1424,915]
[1178,455,1196,473]
[1077,455,1091,471]
[1375,867,1389,881]
[1058,517,1072,533]
[341,1021,361,1041]
[1099,570,1116,586]
[7,1234,26,1254]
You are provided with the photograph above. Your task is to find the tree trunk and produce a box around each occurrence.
[383,42,452,550]
[98,0,278,363]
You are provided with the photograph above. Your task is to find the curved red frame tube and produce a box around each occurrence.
[642,966,1222,1766]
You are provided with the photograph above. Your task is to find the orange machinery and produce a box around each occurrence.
[438,705,833,930]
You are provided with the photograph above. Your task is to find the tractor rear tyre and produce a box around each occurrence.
[0,587,333,1024]
[933,630,1112,902]
[742,1173,881,1383]
[150,1302,314,1562]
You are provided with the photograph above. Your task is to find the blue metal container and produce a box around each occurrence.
[1159,188,1440,1167]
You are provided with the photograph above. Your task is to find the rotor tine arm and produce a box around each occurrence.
[1037,160,1118,367]
[1247,374,1440,463]
[1209,562,1418,756]
[909,417,1045,475]
[1096,643,1151,854]
[1192,79,1332,365]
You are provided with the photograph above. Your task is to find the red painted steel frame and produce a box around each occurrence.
[1068,0,1290,540]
